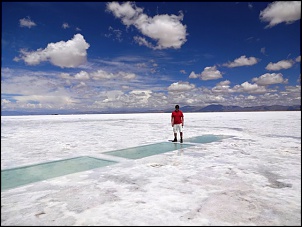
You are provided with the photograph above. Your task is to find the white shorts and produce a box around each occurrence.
[173,124,183,133]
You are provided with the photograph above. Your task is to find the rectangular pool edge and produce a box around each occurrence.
[1,156,118,191]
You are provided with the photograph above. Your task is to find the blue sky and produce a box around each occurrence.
[1,1,301,114]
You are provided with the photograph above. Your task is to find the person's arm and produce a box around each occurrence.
[171,115,174,127]
[182,115,184,126]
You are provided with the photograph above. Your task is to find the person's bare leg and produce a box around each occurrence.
[180,132,183,143]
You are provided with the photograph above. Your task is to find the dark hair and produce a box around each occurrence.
[175,105,179,109]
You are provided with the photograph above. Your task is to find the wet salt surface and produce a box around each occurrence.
[1,111,301,226]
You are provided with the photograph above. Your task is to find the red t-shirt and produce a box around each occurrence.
[171,110,183,124]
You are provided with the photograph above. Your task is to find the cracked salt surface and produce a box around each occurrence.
[1,111,301,226]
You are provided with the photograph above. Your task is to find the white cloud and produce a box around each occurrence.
[188,71,198,79]
[19,17,36,28]
[212,80,233,94]
[233,82,267,94]
[168,82,195,92]
[265,60,294,71]
[2,74,58,96]
[117,71,136,80]
[106,1,187,50]
[92,89,156,109]
[260,47,266,55]
[133,36,155,49]
[284,85,301,95]
[1,99,11,104]
[14,95,75,106]
[60,73,73,80]
[91,70,115,80]
[75,81,87,88]
[106,26,123,42]
[252,73,287,86]
[223,55,259,68]
[15,34,90,68]
[106,1,143,26]
[296,56,301,62]
[247,95,256,100]
[1,72,79,110]
[62,23,70,29]
[200,66,223,80]
[74,71,90,80]
[189,67,222,81]
[90,70,136,80]
[129,90,152,103]
[260,1,301,28]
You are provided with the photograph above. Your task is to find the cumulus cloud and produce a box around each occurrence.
[59,73,73,80]
[74,71,90,80]
[60,69,137,81]
[200,66,223,80]
[265,59,294,71]
[189,66,222,81]
[168,81,195,92]
[15,34,90,68]
[247,95,256,100]
[252,73,287,86]
[212,80,233,93]
[129,90,152,103]
[90,70,115,80]
[1,99,11,104]
[93,89,157,109]
[233,82,267,94]
[1,67,141,111]
[188,71,198,79]
[106,1,187,50]
[259,1,301,28]
[19,17,36,28]
[1,71,80,110]
[223,55,259,68]
[296,56,301,62]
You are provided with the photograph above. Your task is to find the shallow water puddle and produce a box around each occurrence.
[1,156,117,191]
[186,134,227,143]
[2,134,226,191]
[104,142,194,159]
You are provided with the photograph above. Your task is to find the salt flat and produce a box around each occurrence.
[1,111,301,226]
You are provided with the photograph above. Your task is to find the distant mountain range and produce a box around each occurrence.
[1,104,301,116]
[178,104,301,112]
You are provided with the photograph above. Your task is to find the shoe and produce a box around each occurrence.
[172,138,177,142]
[180,138,183,143]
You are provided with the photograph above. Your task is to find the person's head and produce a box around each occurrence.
[175,105,179,111]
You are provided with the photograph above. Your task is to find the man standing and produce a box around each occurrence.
[171,105,184,143]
